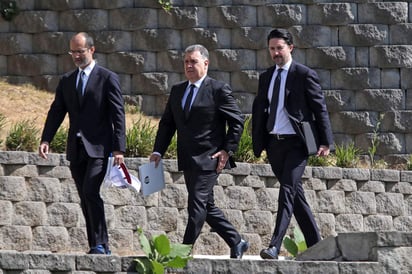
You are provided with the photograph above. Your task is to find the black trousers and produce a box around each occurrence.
[70,140,108,250]
[266,136,321,250]
[182,169,241,248]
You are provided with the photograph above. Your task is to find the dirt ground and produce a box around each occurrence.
[0,81,157,149]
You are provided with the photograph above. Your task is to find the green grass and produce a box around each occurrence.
[125,115,157,157]
[5,119,39,152]
[334,142,361,168]
[49,126,68,153]
[0,113,5,146]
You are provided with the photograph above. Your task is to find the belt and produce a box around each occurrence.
[270,134,298,140]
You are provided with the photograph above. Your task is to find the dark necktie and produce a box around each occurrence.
[184,84,195,119]
[266,68,283,132]
[77,71,84,97]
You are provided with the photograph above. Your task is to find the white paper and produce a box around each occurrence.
[103,157,141,192]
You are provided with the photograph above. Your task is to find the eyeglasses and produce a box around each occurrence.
[68,48,89,55]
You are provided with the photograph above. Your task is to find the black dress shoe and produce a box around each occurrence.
[88,244,111,255]
[260,246,278,259]
[230,239,249,259]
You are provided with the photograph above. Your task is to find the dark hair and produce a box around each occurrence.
[184,44,209,60]
[267,29,293,46]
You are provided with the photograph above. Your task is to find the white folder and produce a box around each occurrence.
[138,160,165,196]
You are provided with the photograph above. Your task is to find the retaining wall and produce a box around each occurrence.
[1,1,412,163]
[0,151,411,258]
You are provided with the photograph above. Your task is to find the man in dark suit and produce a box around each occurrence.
[252,29,334,259]
[149,44,249,259]
[39,32,126,255]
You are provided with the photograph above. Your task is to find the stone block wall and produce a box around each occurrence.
[1,1,412,163]
[0,151,411,257]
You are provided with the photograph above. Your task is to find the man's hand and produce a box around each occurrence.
[150,153,162,168]
[317,145,330,157]
[39,142,49,159]
[211,150,229,173]
[112,151,124,165]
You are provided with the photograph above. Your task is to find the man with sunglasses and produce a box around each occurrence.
[39,32,126,255]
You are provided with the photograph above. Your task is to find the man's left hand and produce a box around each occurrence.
[211,150,229,173]
[112,151,124,165]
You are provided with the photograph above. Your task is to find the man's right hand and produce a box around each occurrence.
[39,142,49,159]
[149,153,162,168]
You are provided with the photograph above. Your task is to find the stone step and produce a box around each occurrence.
[0,250,383,274]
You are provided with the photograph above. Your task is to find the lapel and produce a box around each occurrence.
[182,77,210,120]
[264,66,276,98]
[70,70,83,106]
[176,81,189,121]
[192,76,209,107]
[84,65,98,96]
[79,65,98,107]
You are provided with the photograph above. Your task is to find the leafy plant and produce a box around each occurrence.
[125,115,157,157]
[334,142,361,168]
[134,226,193,274]
[49,126,68,153]
[125,103,140,115]
[5,119,39,151]
[0,113,6,146]
[368,115,382,168]
[163,133,177,159]
[158,0,172,12]
[235,115,266,163]
[283,226,307,257]
[407,154,412,170]
[0,0,19,21]
[307,153,335,167]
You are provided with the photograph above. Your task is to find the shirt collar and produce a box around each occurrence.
[79,60,96,76]
[276,59,292,72]
[188,74,207,89]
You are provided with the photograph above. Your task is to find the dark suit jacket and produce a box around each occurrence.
[41,64,126,161]
[252,61,333,157]
[153,76,244,171]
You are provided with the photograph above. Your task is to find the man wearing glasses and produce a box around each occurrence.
[39,32,126,255]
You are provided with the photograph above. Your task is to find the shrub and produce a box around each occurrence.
[163,133,177,159]
[0,0,19,21]
[307,152,336,167]
[334,142,361,168]
[49,126,68,153]
[0,113,6,146]
[5,119,39,151]
[407,155,412,170]
[126,115,157,157]
[124,103,140,115]
[158,0,172,12]
[235,115,267,163]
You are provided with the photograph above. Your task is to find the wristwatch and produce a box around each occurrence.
[226,150,234,157]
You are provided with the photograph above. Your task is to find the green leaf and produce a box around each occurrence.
[166,256,190,268]
[135,227,193,272]
[137,226,153,257]
[293,227,305,244]
[169,243,192,258]
[283,237,298,257]
[293,227,307,252]
[297,240,308,253]
[151,260,165,274]
[134,257,151,274]
[153,234,171,256]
